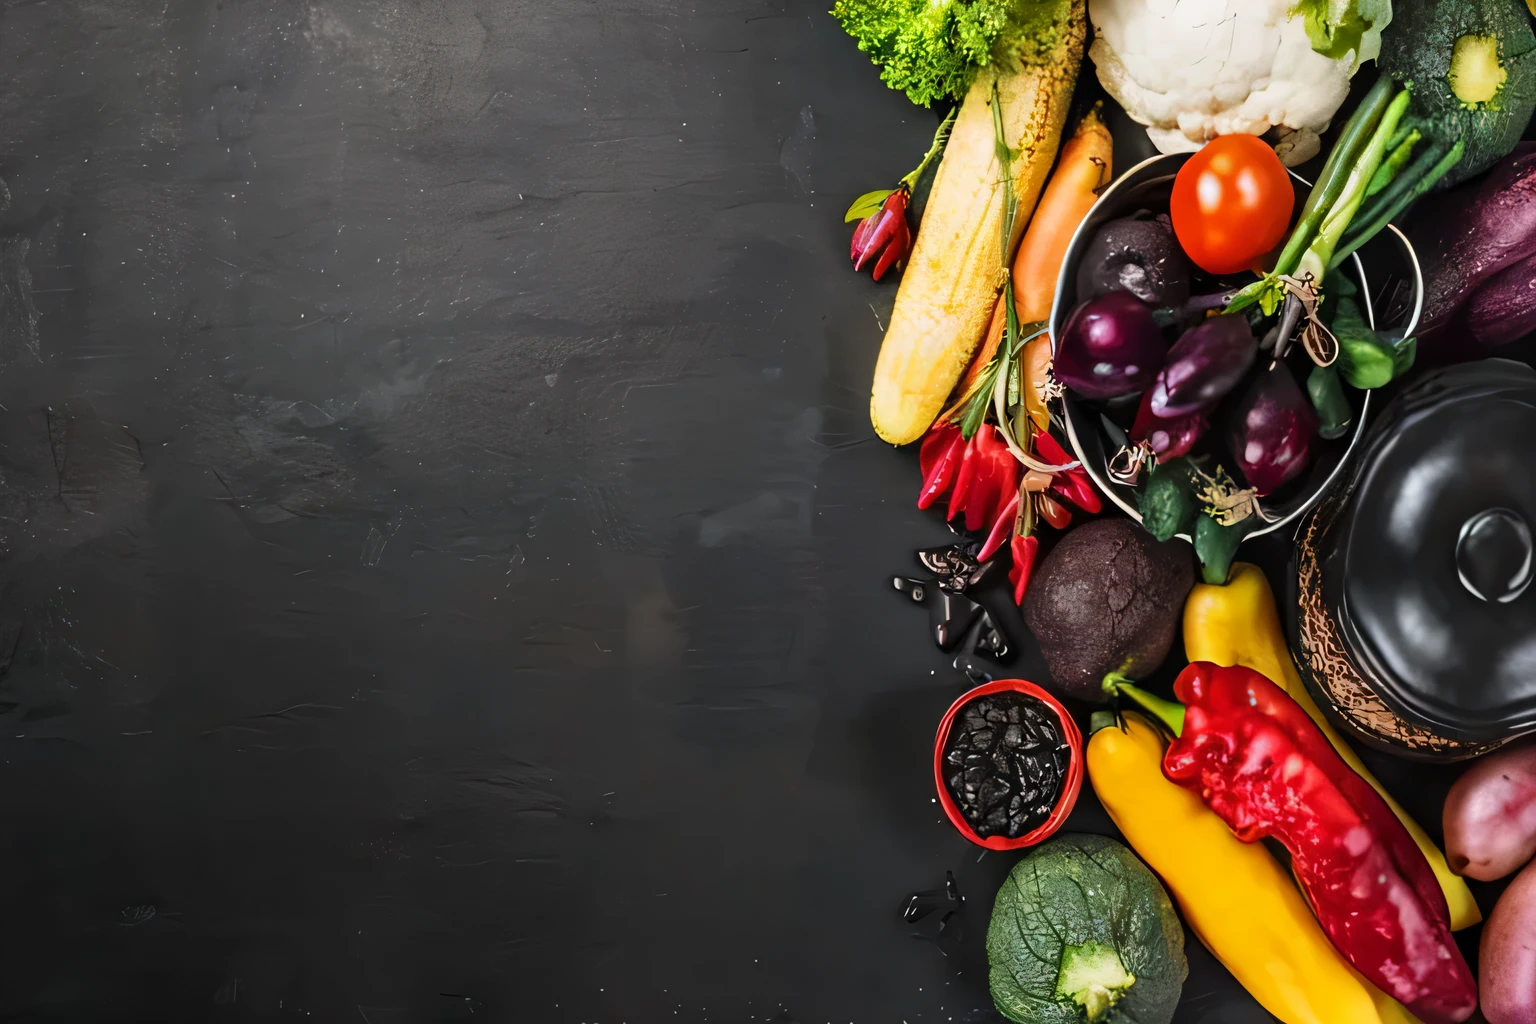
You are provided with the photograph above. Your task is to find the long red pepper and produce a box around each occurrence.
[1160,662,1476,1024]
[1031,429,1102,514]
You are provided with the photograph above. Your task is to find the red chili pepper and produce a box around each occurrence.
[917,425,967,511]
[1130,388,1208,460]
[915,423,1022,562]
[977,491,1018,562]
[1008,534,1038,605]
[948,424,1019,534]
[1032,430,1102,514]
[850,187,912,282]
[1036,492,1072,530]
[1161,662,1477,1024]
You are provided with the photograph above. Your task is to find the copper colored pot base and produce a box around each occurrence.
[1291,481,1499,762]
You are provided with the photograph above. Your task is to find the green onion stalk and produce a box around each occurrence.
[1224,78,1466,329]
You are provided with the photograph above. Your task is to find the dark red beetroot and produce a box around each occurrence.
[1054,292,1166,400]
[1228,362,1318,495]
[1410,144,1536,354]
[1131,387,1207,459]
[1149,314,1256,418]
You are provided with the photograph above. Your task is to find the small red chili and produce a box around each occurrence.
[1033,430,1102,514]
[850,186,912,282]
[1037,492,1072,530]
[949,424,1019,534]
[917,424,966,511]
[1009,534,1039,605]
[915,423,1021,562]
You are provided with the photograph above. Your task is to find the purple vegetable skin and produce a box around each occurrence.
[1411,144,1536,355]
[1481,859,1536,1024]
[1444,740,1536,882]
[1463,251,1536,350]
[1055,292,1166,400]
[1149,315,1257,418]
[1227,363,1318,496]
[1131,388,1207,458]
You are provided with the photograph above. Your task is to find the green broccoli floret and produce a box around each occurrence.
[831,0,1073,107]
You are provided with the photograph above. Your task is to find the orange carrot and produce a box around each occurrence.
[949,103,1112,414]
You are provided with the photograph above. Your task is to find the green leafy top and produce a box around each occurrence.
[831,0,1075,107]
[1292,0,1394,63]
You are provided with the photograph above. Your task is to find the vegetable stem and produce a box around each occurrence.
[1331,136,1466,270]
[1272,76,1396,279]
[1301,88,1412,280]
[1103,673,1185,736]
[899,107,959,192]
[1365,128,1421,199]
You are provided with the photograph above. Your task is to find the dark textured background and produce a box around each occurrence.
[0,1,1496,1020]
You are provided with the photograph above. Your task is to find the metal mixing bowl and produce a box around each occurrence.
[1047,152,1424,540]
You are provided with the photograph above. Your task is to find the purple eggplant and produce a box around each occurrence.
[1148,315,1257,418]
[1130,387,1207,459]
[1410,144,1536,354]
[1227,363,1319,496]
[1462,250,1536,349]
[1055,292,1166,400]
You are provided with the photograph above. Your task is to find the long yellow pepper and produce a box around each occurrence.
[1087,713,1422,1024]
[1182,562,1481,930]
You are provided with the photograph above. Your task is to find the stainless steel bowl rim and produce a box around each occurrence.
[1047,152,1425,541]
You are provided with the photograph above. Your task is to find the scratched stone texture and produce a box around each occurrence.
[0,1,1493,1021]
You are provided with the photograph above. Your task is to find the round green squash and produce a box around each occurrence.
[987,833,1186,1024]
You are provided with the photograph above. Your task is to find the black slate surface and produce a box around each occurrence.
[0,1,1502,1021]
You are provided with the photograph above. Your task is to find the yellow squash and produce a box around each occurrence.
[1087,713,1422,1024]
[869,1,1086,446]
[1182,562,1481,930]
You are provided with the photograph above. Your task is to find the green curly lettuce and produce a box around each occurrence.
[1292,0,1394,63]
[830,0,1075,107]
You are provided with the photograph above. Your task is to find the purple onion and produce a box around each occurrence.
[1149,315,1257,418]
[1228,363,1319,496]
[1055,292,1167,400]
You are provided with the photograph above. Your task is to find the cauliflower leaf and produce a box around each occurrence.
[1293,0,1393,63]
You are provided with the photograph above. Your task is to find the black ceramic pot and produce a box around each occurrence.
[1290,359,1536,761]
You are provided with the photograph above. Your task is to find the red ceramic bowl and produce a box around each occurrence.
[933,679,1084,851]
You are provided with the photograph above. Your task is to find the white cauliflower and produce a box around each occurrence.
[1089,0,1390,155]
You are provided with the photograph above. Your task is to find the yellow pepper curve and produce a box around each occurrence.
[1182,562,1481,930]
[1088,713,1422,1024]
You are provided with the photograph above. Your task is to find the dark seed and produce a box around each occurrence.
[940,692,1070,839]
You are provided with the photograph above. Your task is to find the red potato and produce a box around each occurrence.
[1445,742,1536,881]
[1482,859,1536,1024]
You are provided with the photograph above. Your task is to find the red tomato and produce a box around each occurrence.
[1170,134,1295,276]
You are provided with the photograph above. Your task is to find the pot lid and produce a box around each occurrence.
[1336,359,1536,741]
